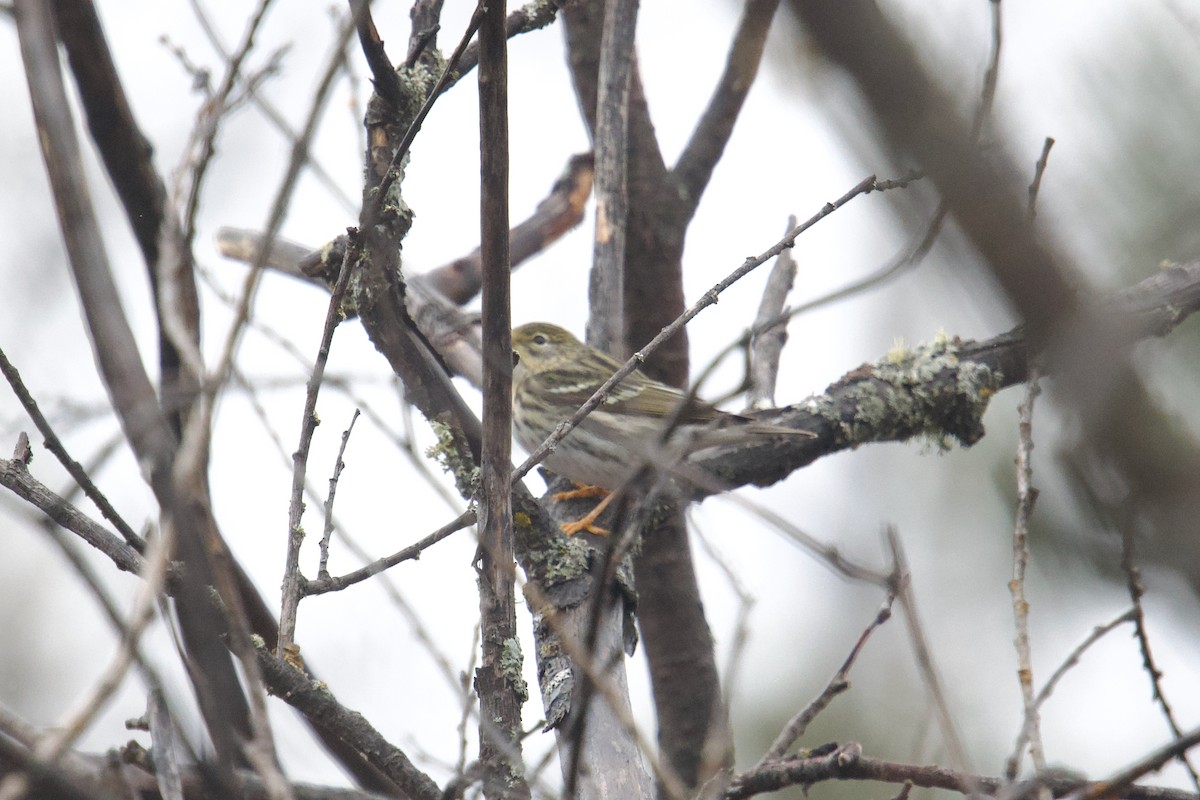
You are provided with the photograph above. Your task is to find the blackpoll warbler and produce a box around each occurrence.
[511,322,810,534]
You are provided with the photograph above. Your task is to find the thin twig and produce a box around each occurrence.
[226,369,470,695]
[186,0,357,213]
[456,624,483,778]
[1035,608,1137,710]
[886,529,975,791]
[303,509,476,595]
[1063,726,1200,800]
[691,522,756,724]
[1007,371,1049,783]
[279,243,356,651]
[1027,137,1055,222]
[453,0,563,82]
[674,461,889,585]
[202,6,358,409]
[969,0,1003,142]
[318,409,361,579]
[757,591,896,765]
[0,347,142,548]
[177,0,275,258]
[1121,523,1200,790]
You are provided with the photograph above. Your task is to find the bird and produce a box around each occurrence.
[511,322,811,535]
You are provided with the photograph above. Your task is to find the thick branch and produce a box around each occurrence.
[584,0,638,354]
[476,0,530,795]
[693,261,1200,494]
[424,152,595,304]
[255,644,441,800]
[725,743,1199,800]
[673,0,780,216]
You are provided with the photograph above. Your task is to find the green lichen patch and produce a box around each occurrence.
[820,336,1001,450]
[499,637,529,703]
[425,420,480,499]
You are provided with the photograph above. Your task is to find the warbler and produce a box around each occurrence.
[511,322,810,535]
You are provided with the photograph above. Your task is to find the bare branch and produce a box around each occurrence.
[453,0,563,82]
[475,0,530,792]
[318,409,361,579]
[424,152,595,305]
[1027,137,1056,222]
[349,0,405,106]
[584,0,637,354]
[0,458,145,574]
[728,744,1200,800]
[304,510,474,595]
[0,346,142,548]
[1121,519,1200,790]
[1008,373,1049,782]
[887,531,972,786]
[254,642,442,800]
[673,0,780,213]
[279,244,356,651]
[1064,727,1200,800]
[693,260,1200,495]
[756,593,895,765]
[1035,609,1137,710]
[746,216,798,410]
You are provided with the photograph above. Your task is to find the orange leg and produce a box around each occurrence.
[561,489,619,537]
[551,483,608,502]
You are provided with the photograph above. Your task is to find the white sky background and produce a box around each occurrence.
[2,0,1200,794]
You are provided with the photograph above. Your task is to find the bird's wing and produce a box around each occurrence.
[606,380,722,424]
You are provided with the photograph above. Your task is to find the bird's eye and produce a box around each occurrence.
[512,351,520,367]
[532,334,547,346]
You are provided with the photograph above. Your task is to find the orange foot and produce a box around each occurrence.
[555,485,615,536]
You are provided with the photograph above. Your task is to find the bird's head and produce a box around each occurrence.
[511,322,589,376]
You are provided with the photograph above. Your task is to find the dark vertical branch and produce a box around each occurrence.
[634,518,732,792]
[562,2,688,384]
[475,0,529,796]
[585,0,638,355]
[50,0,200,439]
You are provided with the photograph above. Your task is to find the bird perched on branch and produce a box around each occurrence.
[511,322,811,535]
